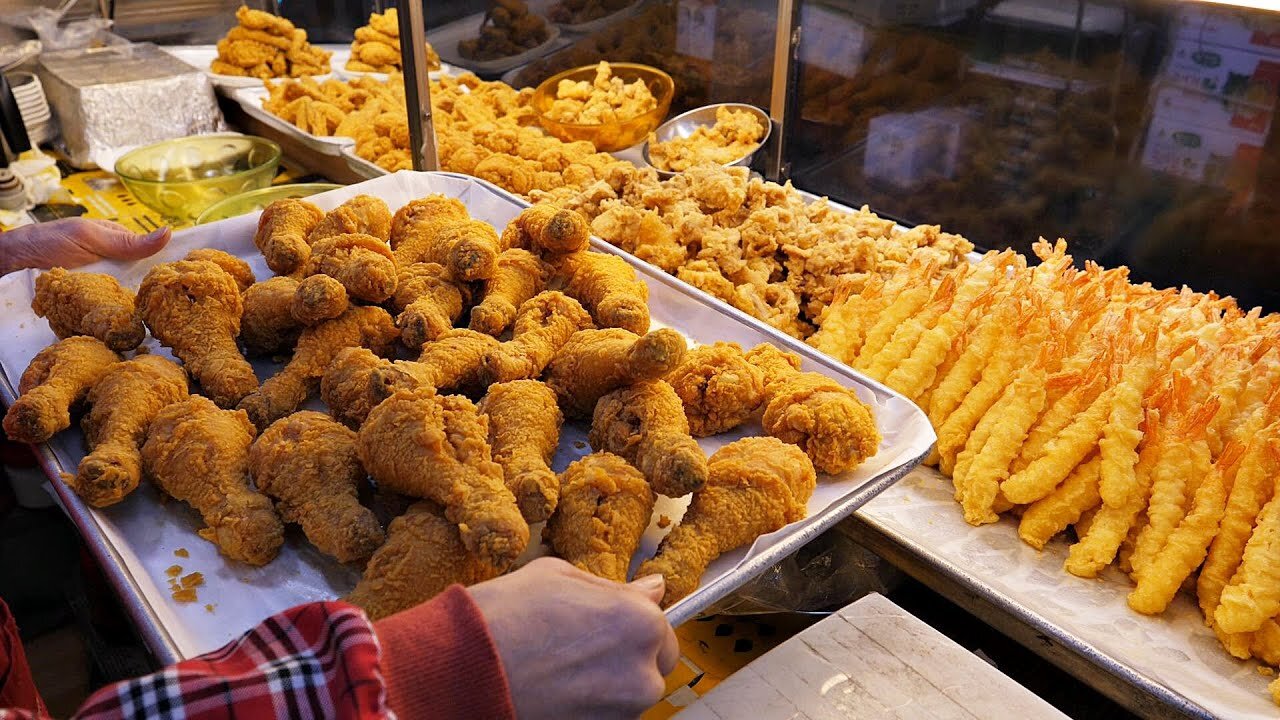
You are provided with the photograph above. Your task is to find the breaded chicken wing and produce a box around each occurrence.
[308,194,392,243]
[479,380,563,522]
[137,260,258,409]
[143,396,282,565]
[255,198,324,275]
[250,411,385,563]
[544,327,687,419]
[32,268,145,352]
[545,452,654,582]
[238,306,398,430]
[469,249,547,336]
[478,291,594,386]
[3,337,120,444]
[72,355,188,507]
[346,500,500,620]
[391,262,469,349]
[637,437,816,606]
[185,249,255,291]
[666,342,765,436]
[240,276,302,356]
[303,232,397,303]
[292,274,349,324]
[744,344,881,474]
[590,380,707,497]
[358,387,530,568]
[553,251,650,334]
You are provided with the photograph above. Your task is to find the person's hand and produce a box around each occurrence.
[0,218,170,276]
[468,557,679,720]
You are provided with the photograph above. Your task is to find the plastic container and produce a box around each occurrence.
[114,135,281,224]
[533,62,673,152]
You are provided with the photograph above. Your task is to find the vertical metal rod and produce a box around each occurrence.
[398,1,440,171]
[766,0,798,181]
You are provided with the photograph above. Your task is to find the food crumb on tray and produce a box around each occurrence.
[165,565,182,578]
[174,548,190,558]
[657,514,671,529]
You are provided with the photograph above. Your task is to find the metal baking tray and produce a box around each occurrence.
[0,171,931,662]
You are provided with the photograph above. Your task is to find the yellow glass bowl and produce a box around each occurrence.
[196,183,342,224]
[115,135,282,224]
[532,63,674,152]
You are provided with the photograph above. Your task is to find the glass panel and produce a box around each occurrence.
[789,0,1280,312]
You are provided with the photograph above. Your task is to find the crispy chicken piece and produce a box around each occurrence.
[358,387,530,568]
[391,197,500,281]
[137,260,259,409]
[255,198,324,276]
[544,452,654,582]
[637,437,816,606]
[237,306,398,431]
[292,274,349,324]
[469,249,547,336]
[217,37,277,68]
[544,328,687,419]
[553,251,650,334]
[235,5,295,36]
[346,500,500,620]
[589,380,708,497]
[745,344,880,474]
[308,195,392,244]
[71,355,188,507]
[240,277,303,356]
[250,411,385,563]
[143,397,281,565]
[478,291,594,386]
[185,249,255,292]
[506,205,591,255]
[32,268,144,352]
[391,262,469,349]
[666,342,766,437]
[3,337,120,444]
[303,232,397,303]
[479,380,563,523]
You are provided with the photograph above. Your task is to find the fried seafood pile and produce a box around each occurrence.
[546,61,657,125]
[212,6,331,80]
[346,8,440,75]
[813,238,1280,703]
[459,0,550,62]
[532,162,974,339]
[647,106,766,173]
[4,198,878,620]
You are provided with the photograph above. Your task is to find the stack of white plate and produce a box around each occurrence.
[8,72,53,147]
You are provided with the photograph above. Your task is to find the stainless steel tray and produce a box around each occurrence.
[0,171,931,660]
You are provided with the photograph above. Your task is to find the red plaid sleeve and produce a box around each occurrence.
[1,602,389,720]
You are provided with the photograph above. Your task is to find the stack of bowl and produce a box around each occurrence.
[8,72,53,146]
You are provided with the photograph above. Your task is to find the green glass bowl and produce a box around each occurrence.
[115,135,282,225]
[196,182,342,224]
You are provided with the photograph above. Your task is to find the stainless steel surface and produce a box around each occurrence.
[766,0,798,181]
[397,0,438,172]
[843,515,1206,720]
[640,102,771,180]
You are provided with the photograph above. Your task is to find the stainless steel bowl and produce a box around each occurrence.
[641,102,772,179]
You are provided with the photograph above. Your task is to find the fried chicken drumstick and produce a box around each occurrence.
[137,260,258,409]
[32,268,144,352]
[358,387,529,568]
[545,452,654,582]
[390,196,500,281]
[589,380,708,497]
[637,437,816,606]
[544,327,687,419]
[3,337,120,444]
[250,411,385,563]
[469,248,546,336]
[255,198,324,275]
[240,276,303,356]
[479,380,563,523]
[71,355,188,507]
[391,262,469,349]
[346,500,500,620]
[553,251,650,334]
[142,396,283,566]
[667,342,766,437]
[477,291,594,386]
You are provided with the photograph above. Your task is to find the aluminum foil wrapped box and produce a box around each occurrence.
[37,43,226,168]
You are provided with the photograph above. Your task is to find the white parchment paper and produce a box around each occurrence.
[0,171,931,660]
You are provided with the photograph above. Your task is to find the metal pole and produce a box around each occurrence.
[766,0,799,182]
[398,1,439,171]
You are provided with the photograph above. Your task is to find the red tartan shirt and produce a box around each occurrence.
[0,586,515,720]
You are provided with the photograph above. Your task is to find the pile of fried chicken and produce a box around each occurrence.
[212,6,331,80]
[3,196,879,618]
